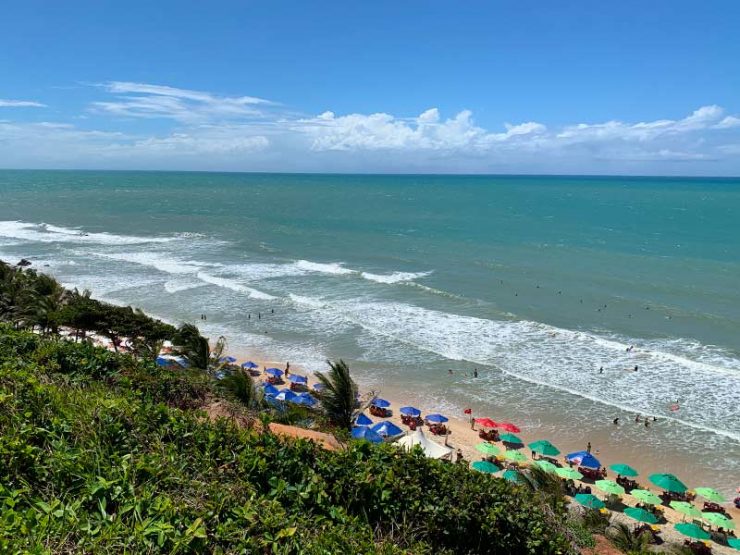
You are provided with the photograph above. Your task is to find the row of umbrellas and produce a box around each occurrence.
[262,383,318,406]
[474,417,521,433]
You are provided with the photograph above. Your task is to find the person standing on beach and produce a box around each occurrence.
[285,362,290,376]
[586,442,592,454]
[613,417,619,425]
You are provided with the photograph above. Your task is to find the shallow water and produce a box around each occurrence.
[1,170,738,494]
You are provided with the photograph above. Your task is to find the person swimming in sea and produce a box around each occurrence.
[599,366,604,374]
[473,368,478,378]
[613,417,620,425]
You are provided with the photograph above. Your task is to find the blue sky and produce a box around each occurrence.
[2,0,740,174]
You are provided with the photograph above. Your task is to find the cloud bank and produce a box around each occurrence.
[1,82,740,174]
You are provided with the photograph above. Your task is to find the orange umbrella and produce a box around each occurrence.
[474,417,498,428]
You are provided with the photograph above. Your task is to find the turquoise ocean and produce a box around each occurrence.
[1,170,738,492]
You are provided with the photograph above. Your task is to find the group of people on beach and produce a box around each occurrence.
[448,368,479,378]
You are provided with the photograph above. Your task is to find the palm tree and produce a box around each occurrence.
[173,323,211,370]
[315,359,359,431]
[521,465,566,509]
[607,522,651,554]
[221,369,260,408]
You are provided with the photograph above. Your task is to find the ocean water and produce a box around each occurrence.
[1,170,738,493]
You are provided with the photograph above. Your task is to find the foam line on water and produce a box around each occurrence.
[360,271,432,284]
[0,221,178,245]
[196,272,275,300]
[285,295,740,441]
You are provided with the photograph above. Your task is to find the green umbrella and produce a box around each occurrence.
[574,493,605,510]
[503,450,528,463]
[674,522,710,541]
[609,463,638,477]
[595,479,626,496]
[670,501,702,519]
[555,467,583,480]
[534,460,559,473]
[623,507,659,525]
[649,473,687,493]
[475,442,501,456]
[528,439,560,457]
[471,460,500,474]
[694,487,727,504]
[702,511,735,530]
[728,537,740,551]
[499,433,523,444]
[502,469,525,483]
[631,489,662,505]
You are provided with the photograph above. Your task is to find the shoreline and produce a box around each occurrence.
[225,343,740,531]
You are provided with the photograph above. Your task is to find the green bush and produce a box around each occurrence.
[0,326,575,553]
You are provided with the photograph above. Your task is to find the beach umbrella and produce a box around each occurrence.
[498,422,521,433]
[566,451,601,469]
[471,461,500,474]
[674,523,710,541]
[574,494,605,510]
[670,501,702,519]
[312,382,326,392]
[294,392,318,407]
[474,417,498,428]
[425,413,448,424]
[399,406,421,417]
[371,421,403,437]
[694,487,727,504]
[555,467,583,480]
[273,389,297,402]
[595,480,626,496]
[499,433,523,444]
[263,383,279,396]
[265,367,284,377]
[371,398,391,408]
[355,413,373,426]
[219,356,237,363]
[728,537,740,551]
[475,442,501,456]
[631,489,662,505]
[288,374,308,384]
[609,463,638,477]
[351,426,383,443]
[534,460,559,473]
[502,469,525,484]
[702,512,735,529]
[623,507,659,525]
[242,361,259,369]
[528,440,560,457]
[649,473,687,493]
[503,450,528,463]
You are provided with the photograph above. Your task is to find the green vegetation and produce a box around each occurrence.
[0,261,577,553]
[315,359,361,431]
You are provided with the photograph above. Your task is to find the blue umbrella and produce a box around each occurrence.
[219,356,237,363]
[265,368,284,377]
[355,413,373,426]
[371,398,391,408]
[426,413,449,424]
[242,361,259,369]
[312,383,326,392]
[263,383,279,396]
[294,392,317,407]
[351,426,383,443]
[566,451,602,469]
[371,421,403,437]
[288,374,308,384]
[274,389,297,402]
[399,406,421,417]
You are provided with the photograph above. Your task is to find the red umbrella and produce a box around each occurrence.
[498,422,521,433]
[474,417,498,428]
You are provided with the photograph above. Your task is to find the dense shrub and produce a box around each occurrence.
[0,327,575,554]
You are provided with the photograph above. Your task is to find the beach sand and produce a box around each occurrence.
[225,345,739,553]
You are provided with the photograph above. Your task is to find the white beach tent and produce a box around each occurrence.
[395,430,453,460]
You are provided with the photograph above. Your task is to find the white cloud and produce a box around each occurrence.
[0,99,46,108]
[1,83,740,174]
[91,81,274,123]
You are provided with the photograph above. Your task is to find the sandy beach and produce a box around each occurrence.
[225,343,739,552]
